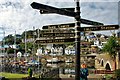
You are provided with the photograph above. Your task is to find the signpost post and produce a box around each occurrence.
[75,1,80,79]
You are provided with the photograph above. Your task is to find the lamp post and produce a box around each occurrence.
[37,28,40,78]
[24,29,28,62]
[33,26,36,54]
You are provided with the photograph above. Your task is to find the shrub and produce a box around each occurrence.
[28,68,33,77]
[114,69,120,78]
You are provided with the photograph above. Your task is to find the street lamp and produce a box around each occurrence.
[33,26,37,54]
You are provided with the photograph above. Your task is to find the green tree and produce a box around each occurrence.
[21,30,37,39]
[28,68,33,77]
[15,34,22,44]
[7,48,14,54]
[18,42,33,54]
[102,36,119,70]
[3,34,22,45]
[4,34,14,45]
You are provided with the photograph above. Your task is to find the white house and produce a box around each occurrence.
[93,40,107,49]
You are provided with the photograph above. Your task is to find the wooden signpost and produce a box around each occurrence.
[31,1,119,80]
[37,24,119,44]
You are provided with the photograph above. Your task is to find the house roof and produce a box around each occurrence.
[0,45,9,48]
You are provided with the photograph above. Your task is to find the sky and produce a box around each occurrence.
[0,0,120,41]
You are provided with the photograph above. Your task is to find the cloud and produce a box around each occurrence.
[81,2,118,24]
[0,0,119,40]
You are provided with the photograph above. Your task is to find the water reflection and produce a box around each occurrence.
[45,63,75,75]
[45,63,95,75]
[0,62,75,74]
[0,62,94,76]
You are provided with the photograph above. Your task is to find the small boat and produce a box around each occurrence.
[65,59,73,63]
[47,58,60,63]
[47,63,58,68]
[28,60,41,65]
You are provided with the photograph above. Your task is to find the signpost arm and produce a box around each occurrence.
[75,0,81,80]
[31,2,75,17]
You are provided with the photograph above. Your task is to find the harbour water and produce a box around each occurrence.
[0,54,96,79]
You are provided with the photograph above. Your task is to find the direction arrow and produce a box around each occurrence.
[40,8,75,14]
[41,25,119,33]
[31,2,76,17]
[35,38,75,44]
[80,25,119,31]
[40,33,75,37]
[41,29,74,33]
[42,22,104,29]
[43,23,75,29]
[81,19,103,25]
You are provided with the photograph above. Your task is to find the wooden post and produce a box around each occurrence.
[75,0,81,80]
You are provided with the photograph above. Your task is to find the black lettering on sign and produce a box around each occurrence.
[35,38,75,44]
[80,25,119,31]
[40,33,75,37]
[43,23,75,29]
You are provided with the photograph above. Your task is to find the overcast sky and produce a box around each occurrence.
[0,0,119,41]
